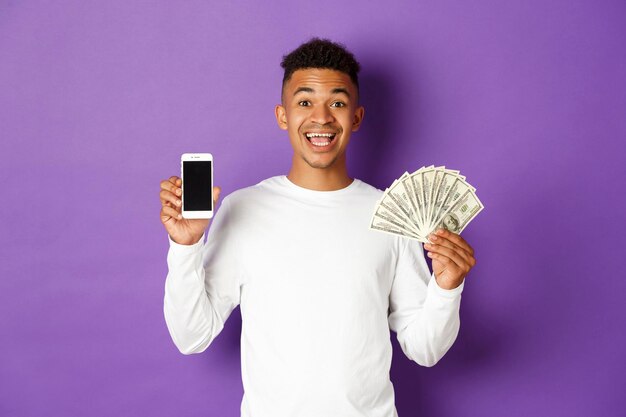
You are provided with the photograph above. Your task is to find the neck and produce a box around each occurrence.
[287,155,353,191]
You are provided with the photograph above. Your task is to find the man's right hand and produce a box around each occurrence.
[159,176,221,245]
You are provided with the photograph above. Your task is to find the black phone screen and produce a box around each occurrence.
[183,160,213,211]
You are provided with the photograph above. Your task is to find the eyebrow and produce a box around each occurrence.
[293,87,351,98]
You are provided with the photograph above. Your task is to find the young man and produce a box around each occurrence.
[159,38,476,417]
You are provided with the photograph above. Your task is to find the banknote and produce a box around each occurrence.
[370,166,483,240]
[369,215,426,242]
[433,189,483,234]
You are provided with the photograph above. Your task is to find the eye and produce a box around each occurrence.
[330,101,346,108]
[298,100,311,107]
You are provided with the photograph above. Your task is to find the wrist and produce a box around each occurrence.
[435,276,464,290]
[170,233,203,246]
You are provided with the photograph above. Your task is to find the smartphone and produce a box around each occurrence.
[181,153,213,219]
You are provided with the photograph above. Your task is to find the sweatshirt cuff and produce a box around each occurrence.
[428,274,464,299]
[167,234,205,255]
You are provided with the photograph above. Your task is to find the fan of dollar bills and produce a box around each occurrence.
[369,166,484,243]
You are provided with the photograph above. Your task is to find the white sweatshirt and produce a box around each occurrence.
[164,175,464,417]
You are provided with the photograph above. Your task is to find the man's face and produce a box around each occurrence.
[275,68,364,170]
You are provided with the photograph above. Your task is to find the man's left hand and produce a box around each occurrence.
[423,229,476,290]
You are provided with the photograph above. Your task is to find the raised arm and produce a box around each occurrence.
[387,230,475,366]
[160,177,241,354]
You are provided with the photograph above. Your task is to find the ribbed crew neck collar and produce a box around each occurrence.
[280,175,360,197]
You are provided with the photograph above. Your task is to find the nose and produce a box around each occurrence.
[310,105,335,125]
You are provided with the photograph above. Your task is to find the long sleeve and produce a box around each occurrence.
[387,237,464,367]
[163,197,242,354]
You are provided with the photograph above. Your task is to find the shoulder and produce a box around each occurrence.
[218,176,284,209]
[345,179,385,211]
[352,179,384,200]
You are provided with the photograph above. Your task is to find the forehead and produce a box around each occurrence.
[283,68,357,95]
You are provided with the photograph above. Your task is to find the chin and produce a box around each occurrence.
[304,155,339,169]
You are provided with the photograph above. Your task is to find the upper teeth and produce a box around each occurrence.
[306,133,334,138]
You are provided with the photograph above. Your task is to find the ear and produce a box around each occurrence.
[351,105,365,132]
[275,104,288,130]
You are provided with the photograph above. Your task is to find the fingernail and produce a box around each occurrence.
[176,200,181,206]
[436,229,444,235]
[176,189,181,195]
[430,235,438,241]
[427,252,433,257]
[177,214,182,219]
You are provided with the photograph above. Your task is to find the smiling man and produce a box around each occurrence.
[276,65,363,188]
[159,38,476,417]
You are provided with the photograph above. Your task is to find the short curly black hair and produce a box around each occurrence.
[280,38,361,93]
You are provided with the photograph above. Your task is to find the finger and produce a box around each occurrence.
[427,245,469,269]
[426,241,476,269]
[161,200,175,209]
[424,243,472,272]
[162,177,183,198]
[160,205,182,223]
[161,176,183,194]
[171,176,182,195]
[160,189,182,208]
[434,228,474,256]
[427,234,473,259]
[427,251,471,278]
[426,251,460,274]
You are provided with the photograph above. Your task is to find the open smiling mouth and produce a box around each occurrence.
[305,132,337,147]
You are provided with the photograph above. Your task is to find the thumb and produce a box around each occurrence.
[213,186,222,205]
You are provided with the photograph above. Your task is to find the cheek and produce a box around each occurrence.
[289,125,302,137]
[287,115,304,131]
[339,108,356,123]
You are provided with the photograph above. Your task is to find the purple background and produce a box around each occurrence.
[1,1,625,416]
